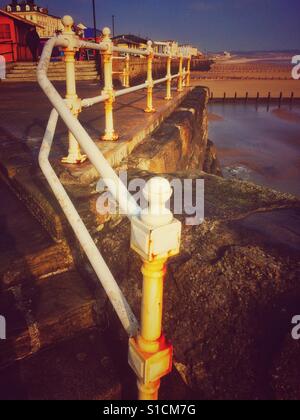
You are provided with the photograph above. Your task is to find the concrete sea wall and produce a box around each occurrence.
[121,86,222,175]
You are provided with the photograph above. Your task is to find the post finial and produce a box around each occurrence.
[62,15,74,34]
[167,43,172,56]
[141,177,173,227]
[102,27,111,40]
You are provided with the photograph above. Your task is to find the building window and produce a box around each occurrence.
[0,24,11,40]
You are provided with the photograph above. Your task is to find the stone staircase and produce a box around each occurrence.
[4,61,99,82]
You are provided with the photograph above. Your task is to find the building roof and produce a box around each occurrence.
[112,34,149,45]
[5,1,48,14]
[77,23,87,30]
[0,8,44,27]
[5,1,61,19]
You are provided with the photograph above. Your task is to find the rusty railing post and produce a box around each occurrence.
[145,40,155,113]
[124,53,130,88]
[61,16,87,164]
[186,55,191,87]
[177,53,184,92]
[101,27,119,141]
[129,177,182,400]
[165,45,172,100]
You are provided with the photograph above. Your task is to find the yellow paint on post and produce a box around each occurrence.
[61,16,87,164]
[129,178,182,401]
[137,258,167,353]
[124,54,130,88]
[177,54,184,92]
[101,27,119,141]
[186,55,191,87]
[137,379,161,401]
[165,54,172,100]
[145,41,156,113]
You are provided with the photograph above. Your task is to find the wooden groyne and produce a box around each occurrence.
[209,90,300,109]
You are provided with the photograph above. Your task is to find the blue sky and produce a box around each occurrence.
[1,0,300,51]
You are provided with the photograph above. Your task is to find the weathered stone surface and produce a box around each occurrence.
[1,81,299,399]
[0,328,121,400]
[0,181,122,400]
[1,242,74,291]
[121,87,222,176]
[271,335,300,400]
[203,139,222,176]
[0,270,99,368]
[91,171,300,400]
[0,179,106,372]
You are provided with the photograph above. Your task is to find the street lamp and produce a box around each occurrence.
[92,0,97,42]
[112,14,116,37]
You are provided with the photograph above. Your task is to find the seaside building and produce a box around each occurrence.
[154,40,201,57]
[4,0,63,38]
[112,34,149,50]
[153,41,170,55]
[0,8,42,62]
[178,44,200,57]
[153,40,178,56]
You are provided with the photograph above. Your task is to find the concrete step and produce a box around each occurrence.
[0,178,102,369]
[7,71,98,77]
[3,76,99,82]
[4,74,99,82]
[13,63,97,68]
[16,60,96,64]
[9,70,98,75]
[10,68,97,74]
[12,66,97,71]
[0,269,100,368]
[0,328,122,400]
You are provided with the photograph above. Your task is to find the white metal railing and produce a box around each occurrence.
[52,19,191,160]
[38,15,183,401]
[39,108,139,337]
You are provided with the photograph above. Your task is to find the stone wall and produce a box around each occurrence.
[97,171,300,400]
[120,87,222,176]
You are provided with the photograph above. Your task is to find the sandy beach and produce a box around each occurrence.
[191,55,300,98]
[192,79,300,98]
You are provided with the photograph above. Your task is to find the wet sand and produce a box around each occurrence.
[208,103,300,197]
[272,108,300,124]
[208,113,224,122]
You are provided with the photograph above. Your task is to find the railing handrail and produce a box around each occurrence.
[37,35,140,337]
[39,108,139,337]
[38,16,185,401]
[37,35,141,218]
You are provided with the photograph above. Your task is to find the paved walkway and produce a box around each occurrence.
[0,81,190,181]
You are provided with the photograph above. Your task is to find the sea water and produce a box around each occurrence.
[208,103,300,197]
